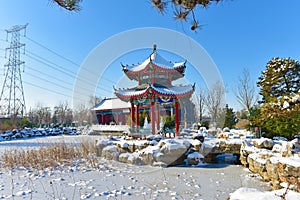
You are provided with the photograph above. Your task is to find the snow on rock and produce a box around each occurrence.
[102,145,119,161]
[139,145,160,165]
[155,139,189,166]
[277,156,300,168]
[187,152,204,165]
[229,187,300,200]
[118,152,142,165]
[240,138,300,191]
[253,138,274,149]
[146,134,163,142]
[95,139,114,156]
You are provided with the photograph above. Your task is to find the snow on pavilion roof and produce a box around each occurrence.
[115,83,194,101]
[91,98,131,111]
[122,50,186,72]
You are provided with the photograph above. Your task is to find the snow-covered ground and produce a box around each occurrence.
[0,135,299,199]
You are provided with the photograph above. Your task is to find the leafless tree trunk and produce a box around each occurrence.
[54,101,71,125]
[235,69,258,112]
[204,81,226,128]
[198,88,206,122]
[35,103,51,127]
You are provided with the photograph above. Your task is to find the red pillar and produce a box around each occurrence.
[131,102,135,129]
[156,104,160,131]
[151,101,155,135]
[175,101,179,137]
[101,114,104,125]
[136,104,140,129]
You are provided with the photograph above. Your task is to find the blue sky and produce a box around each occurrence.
[0,0,299,112]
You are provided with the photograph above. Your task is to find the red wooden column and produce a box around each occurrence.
[136,104,140,129]
[175,100,179,137]
[101,114,104,125]
[131,102,135,129]
[156,104,160,131]
[151,101,155,135]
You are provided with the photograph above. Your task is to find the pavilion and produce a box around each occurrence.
[114,45,195,136]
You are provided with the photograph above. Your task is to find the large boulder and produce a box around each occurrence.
[139,145,160,165]
[155,139,190,166]
[102,145,119,161]
[276,157,300,192]
[240,140,256,166]
[119,152,142,165]
[247,152,268,180]
[95,139,114,157]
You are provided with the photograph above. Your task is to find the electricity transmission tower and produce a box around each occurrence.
[0,24,28,118]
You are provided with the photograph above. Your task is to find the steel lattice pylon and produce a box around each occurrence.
[0,24,28,118]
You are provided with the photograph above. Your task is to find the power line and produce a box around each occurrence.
[23,80,72,99]
[24,36,80,67]
[24,36,116,85]
[26,73,72,92]
[25,65,91,92]
[23,80,93,105]
[25,51,113,94]
[24,36,117,99]
[26,49,77,76]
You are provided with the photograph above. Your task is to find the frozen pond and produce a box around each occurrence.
[0,135,272,199]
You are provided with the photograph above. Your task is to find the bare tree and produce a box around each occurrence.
[235,69,258,112]
[36,104,51,127]
[73,103,89,126]
[53,101,72,125]
[204,81,226,128]
[197,88,206,121]
[72,95,102,125]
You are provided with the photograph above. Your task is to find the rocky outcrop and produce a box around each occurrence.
[95,136,300,192]
[211,140,241,154]
[240,138,300,192]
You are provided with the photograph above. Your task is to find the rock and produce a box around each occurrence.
[139,145,159,165]
[102,145,119,161]
[247,153,268,180]
[156,139,189,166]
[190,139,201,151]
[276,157,300,192]
[118,152,130,163]
[187,152,204,165]
[95,139,113,157]
[253,138,274,149]
[128,143,136,153]
[240,140,255,166]
[119,152,142,165]
[116,143,128,154]
[266,157,281,189]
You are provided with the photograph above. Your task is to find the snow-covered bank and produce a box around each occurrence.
[240,137,300,192]
[0,135,299,199]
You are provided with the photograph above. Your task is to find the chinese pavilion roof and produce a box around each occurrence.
[114,83,195,102]
[91,98,130,111]
[122,47,186,81]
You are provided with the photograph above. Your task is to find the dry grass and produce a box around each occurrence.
[0,140,99,170]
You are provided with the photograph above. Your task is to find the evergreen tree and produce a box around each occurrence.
[257,57,300,103]
[223,104,237,129]
[52,0,225,30]
[257,57,300,139]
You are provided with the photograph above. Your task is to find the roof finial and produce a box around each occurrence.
[153,44,157,53]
